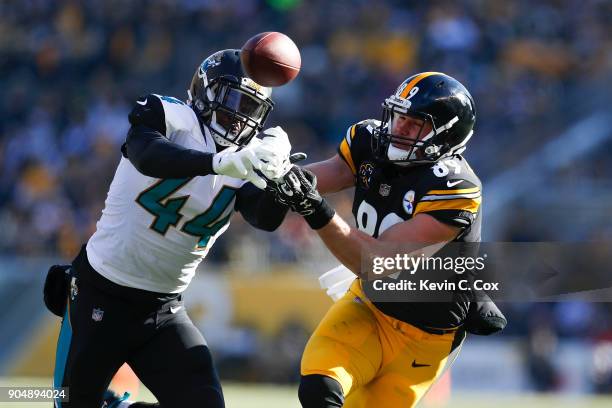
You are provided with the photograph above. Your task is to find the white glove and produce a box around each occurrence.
[212,145,268,189]
[255,126,293,181]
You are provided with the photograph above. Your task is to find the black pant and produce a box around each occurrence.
[53,247,224,408]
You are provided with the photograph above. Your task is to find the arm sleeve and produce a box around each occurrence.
[122,94,215,178]
[124,125,215,178]
[235,183,289,232]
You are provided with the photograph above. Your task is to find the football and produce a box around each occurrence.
[241,32,301,87]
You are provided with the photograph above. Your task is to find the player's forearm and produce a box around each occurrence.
[124,125,215,178]
[306,162,341,195]
[315,214,378,277]
[236,183,289,231]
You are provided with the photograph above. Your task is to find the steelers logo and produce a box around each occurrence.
[403,190,415,215]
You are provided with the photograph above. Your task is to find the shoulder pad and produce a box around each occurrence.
[427,157,480,187]
[412,157,482,227]
[338,118,380,175]
[354,119,381,135]
[128,94,166,135]
[153,94,200,137]
[343,119,380,147]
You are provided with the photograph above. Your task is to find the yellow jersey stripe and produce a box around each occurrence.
[345,124,357,147]
[426,187,480,195]
[399,72,444,98]
[339,139,357,175]
[414,197,481,215]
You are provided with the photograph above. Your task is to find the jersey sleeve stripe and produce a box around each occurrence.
[414,197,481,215]
[426,187,480,195]
[420,192,481,201]
[345,124,357,147]
[399,72,444,98]
[338,139,357,175]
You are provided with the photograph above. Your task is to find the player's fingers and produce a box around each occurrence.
[232,156,248,177]
[257,140,290,157]
[295,168,317,190]
[247,171,267,189]
[289,152,307,164]
[253,144,280,161]
[243,149,263,170]
[286,172,302,193]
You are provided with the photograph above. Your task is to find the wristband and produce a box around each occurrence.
[304,199,335,230]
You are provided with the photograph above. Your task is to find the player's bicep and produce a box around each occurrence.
[379,213,460,245]
[306,154,355,195]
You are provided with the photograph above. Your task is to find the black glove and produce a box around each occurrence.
[265,152,311,208]
[43,264,72,317]
[464,293,507,335]
[266,166,309,208]
[281,166,321,215]
[269,165,335,229]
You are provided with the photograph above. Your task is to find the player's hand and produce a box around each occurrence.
[255,126,292,180]
[271,165,324,216]
[264,153,306,204]
[212,145,268,189]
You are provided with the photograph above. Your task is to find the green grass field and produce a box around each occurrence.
[1,377,612,407]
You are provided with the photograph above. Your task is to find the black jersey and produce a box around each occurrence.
[338,119,482,330]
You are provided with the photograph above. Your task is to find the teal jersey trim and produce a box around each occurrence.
[53,305,72,407]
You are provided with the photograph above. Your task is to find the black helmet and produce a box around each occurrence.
[188,49,274,147]
[372,72,476,165]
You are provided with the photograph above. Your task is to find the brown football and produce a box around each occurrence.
[241,32,301,87]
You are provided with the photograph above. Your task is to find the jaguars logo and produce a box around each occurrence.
[198,54,222,79]
[359,162,375,189]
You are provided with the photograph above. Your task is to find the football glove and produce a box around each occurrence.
[464,293,507,335]
[267,165,317,213]
[212,145,268,189]
[268,165,335,229]
[43,264,72,317]
[255,126,293,181]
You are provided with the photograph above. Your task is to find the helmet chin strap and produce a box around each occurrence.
[212,133,232,147]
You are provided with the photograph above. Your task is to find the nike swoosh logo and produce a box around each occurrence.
[136,98,147,106]
[447,180,463,188]
[411,359,431,368]
[170,305,182,314]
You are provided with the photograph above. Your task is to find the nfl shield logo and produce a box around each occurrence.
[379,184,391,197]
[70,277,78,301]
[92,308,104,322]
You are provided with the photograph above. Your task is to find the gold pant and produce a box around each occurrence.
[301,280,464,407]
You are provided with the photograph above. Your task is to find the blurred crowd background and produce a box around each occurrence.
[1,0,612,399]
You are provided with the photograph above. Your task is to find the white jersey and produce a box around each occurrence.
[87,94,246,293]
